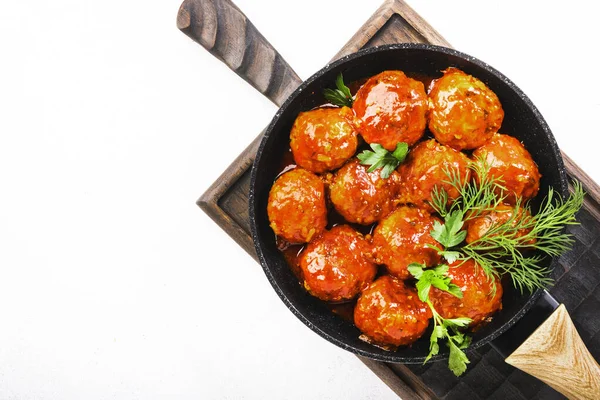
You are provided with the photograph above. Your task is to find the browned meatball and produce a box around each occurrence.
[267,168,327,243]
[472,133,541,204]
[329,158,400,225]
[290,107,358,173]
[373,206,441,279]
[397,139,471,210]
[353,70,428,151]
[298,225,377,302]
[354,275,432,347]
[465,204,535,244]
[428,67,504,150]
[430,260,503,326]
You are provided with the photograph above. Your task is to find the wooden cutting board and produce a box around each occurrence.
[179,1,600,398]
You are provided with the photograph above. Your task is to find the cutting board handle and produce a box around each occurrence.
[177,0,303,107]
[505,304,600,399]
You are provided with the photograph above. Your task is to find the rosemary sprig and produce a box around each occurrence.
[323,73,353,107]
[408,263,472,376]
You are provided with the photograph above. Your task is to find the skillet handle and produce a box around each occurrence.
[505,304,600,399]
[177,0,303,107]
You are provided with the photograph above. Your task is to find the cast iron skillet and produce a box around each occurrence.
[248,43,568,363]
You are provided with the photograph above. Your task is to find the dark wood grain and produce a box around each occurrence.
[332,0,450,61]
[177,0,302,107]
[183,0,600,398]
[197,131,261,258]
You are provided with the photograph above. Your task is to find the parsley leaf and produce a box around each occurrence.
[408,263,472,376]
[357,142,409,179]
[323,73,353,107]
[408,263,463,301]
[448,339,470,376]
[430,210,467,248]
[440,250,461,264]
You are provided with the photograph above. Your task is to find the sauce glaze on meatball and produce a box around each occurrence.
[329,158,400,225]
[464,204,535,245]
[429,259,503,326]
[290,107,358,173]
[472,133,541,204]
[298,225,376,302]
[353,70,428,151]
[267,168,327,243]
[397,139,470,210]
[373,206,441,279]
[428,67,504,150]
[354,275,431,347]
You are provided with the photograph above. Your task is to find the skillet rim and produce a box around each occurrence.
[249,42,569,363]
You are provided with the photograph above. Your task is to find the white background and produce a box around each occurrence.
[1,0,599,399]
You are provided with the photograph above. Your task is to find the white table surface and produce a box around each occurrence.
[1,0,599,399]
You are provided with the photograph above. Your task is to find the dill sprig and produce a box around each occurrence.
[429,155,506,220]
[463,182,585,293]
[428,156,585,294]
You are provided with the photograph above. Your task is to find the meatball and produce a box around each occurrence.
[298,225,377,302]
[428,67,504,150]
[373,206,441,279]
[267,168,327,243]
[354,275,432,347]
[465,204,535,244]
[329,158,400,225]
[397,139,471,210]
[472,133,541,204]
[353,70,428,151]
[290,107,358,173]
[430,260,503,326]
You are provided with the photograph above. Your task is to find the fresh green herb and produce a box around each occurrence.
[430,210,467,248]
[462,182,585,293]
[323,73,353,107]
[407,263,463,301]
[426,210,468,265]
[408,263,473,376]
[357,142,409,179]
[427,156,585,294]
[429,155,505,220]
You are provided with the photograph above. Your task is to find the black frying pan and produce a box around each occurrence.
[249,43,567,363]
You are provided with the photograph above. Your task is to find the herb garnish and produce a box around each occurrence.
[323,73,353,107]
[357,142,409,179]
[408,263,473,376]
[428,156,585,293]
[428,210,466,264]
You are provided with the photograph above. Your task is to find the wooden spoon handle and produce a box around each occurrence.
[176,0,303,107]
[505,304,600,399]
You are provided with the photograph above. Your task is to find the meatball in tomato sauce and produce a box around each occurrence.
[428,67,504,150]
[298,225,376,302]
[472,133,541,204]
[290,107,358,173]
[354,275,431,347]
[353,70,428,151]
[430,259,503,326]
[397,139,471,210]
[373,206,441,279]
[465,204,535,245]
[329,158,400,225]
[267,168,327,244]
